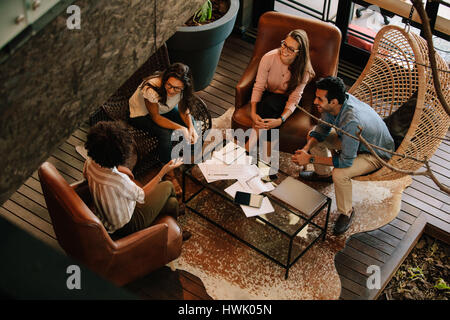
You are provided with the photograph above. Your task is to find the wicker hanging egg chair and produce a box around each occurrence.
[349,25,449,181]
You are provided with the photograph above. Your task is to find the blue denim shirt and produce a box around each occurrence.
[309,93,395,168]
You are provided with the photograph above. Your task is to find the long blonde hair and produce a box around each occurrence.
[285,29,315,95]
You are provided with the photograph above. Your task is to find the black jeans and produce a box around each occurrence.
[256,91,288,142]
[129,106,200,163]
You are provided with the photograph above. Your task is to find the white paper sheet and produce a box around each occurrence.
[240,196,274,217]
[224,180,275,217]
[212,142,247,164]
[202,164,259,181]
[244,175,275,193]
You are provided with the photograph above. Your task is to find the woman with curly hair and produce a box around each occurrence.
[247,29,315,160]
[83,121,190,240]
[128,62,200,193]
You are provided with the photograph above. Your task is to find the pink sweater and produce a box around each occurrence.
[251,49,310,112]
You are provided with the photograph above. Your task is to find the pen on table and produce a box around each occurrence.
[212,173,229,176]
[222,146,240,155]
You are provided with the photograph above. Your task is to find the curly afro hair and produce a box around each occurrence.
[85,121,134,168]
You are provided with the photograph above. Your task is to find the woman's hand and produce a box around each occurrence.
[161,158,184,176]
[188,126,199,144]
[263,118,283,129]
[251,112,267,129]
[177,126,190,142]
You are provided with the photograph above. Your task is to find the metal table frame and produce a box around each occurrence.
[181,145,332,279]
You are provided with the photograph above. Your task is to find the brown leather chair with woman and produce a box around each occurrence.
[232,11,341,155]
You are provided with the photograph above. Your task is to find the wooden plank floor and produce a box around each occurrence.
[1,33,449,300]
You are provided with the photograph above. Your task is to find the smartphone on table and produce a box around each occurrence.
[234,191,264,208]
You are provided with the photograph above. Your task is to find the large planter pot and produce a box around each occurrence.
[166,0,239,91]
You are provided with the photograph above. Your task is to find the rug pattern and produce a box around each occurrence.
[174,108,412,300]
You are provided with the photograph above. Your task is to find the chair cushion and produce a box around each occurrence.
[384,91,417,149]
[232,103,253,128]
[347,24,377,52]
[153,215,182,261]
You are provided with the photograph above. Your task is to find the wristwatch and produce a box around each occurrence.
[309,156,315,164]
[280,115,286,123]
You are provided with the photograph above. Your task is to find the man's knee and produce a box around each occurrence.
[332,167,351,184]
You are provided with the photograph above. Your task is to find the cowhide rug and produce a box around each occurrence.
[173,107,412,300]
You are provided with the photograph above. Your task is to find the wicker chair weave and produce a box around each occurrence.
[349,25,449,181]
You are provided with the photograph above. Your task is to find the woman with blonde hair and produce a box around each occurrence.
[247,29,315,160]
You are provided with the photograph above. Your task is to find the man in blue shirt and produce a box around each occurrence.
[292,77,394,235]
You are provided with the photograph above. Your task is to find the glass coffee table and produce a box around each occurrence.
[182,143,332,279]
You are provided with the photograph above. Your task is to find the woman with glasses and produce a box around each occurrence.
[128,62,199,193]
[246,29,315,160]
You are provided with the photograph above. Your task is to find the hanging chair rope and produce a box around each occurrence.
[404,4,415,33]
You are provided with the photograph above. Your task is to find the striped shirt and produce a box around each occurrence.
[83,158,145,233]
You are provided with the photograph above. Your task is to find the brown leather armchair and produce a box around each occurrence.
[232,11,341,153]
[38,161,182,287]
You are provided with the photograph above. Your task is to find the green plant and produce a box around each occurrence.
[407,266,425,281]
[193,0,212,24]
[434,278,450,290]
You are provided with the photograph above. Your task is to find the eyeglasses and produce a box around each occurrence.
[280,40,300,54]
[165,82,184,93]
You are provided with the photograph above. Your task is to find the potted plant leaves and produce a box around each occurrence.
[193,0,212,24]
[166,0,239,91]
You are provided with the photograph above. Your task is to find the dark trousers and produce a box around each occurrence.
[129,106,199,163]
[256,91,288,142]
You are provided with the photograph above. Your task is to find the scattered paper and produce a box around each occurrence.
[224,179,273,198]
[200,163,260,182]
[240,196,274,218]
[196,141,275,217]
[212,142,247,164]
[224,180,275,218]
[245,175,275,193]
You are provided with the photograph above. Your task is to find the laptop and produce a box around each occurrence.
[270,176,328,217]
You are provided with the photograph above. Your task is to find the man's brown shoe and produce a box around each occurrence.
[333,208,355,235]
[299,171,333,183]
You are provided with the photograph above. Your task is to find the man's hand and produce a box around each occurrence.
[291,149,312,166]
[295,148,309,155]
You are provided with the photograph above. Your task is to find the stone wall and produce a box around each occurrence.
[0,0,204,204]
